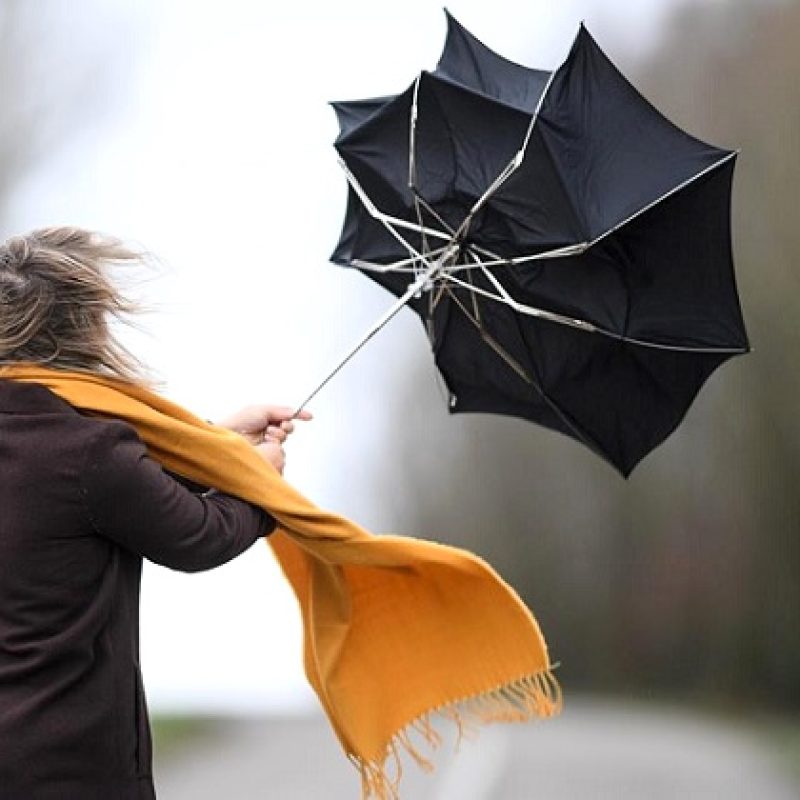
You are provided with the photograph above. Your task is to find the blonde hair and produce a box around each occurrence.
[0,226,149,383]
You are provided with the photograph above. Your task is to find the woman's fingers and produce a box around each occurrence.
[218,404,313,448]
[255,440,285,474]
[239,430,263,446]
[265,425,288,443]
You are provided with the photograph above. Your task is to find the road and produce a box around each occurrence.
[153,698,798,799]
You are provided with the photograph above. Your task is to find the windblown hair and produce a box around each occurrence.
[0,227,148,383]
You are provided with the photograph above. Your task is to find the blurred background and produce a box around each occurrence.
[1,0,797,797]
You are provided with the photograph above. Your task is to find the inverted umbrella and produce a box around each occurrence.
[317,11,749,476]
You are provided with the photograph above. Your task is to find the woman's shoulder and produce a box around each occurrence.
[80,414,148,473]
[0,380,145,448]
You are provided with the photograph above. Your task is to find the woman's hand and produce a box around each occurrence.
[217,405,312,474]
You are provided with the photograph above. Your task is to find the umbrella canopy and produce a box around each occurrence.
[329,11,749,476]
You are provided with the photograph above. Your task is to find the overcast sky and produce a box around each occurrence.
[7,0,696,713]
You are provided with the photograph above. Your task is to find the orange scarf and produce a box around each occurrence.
[1,365,560,797]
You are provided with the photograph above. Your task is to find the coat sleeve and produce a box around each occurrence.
[82,421,274,572]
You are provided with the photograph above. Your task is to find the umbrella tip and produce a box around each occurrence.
[442,7,460,30]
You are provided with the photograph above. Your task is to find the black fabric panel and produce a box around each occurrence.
[611,157,748,348]
[503,158,748,349]
[435,9,550,113]
[507,246,630,335]
[423,63,588,251]
[419,72,529,203]
[335,86,416,219]
[329,186,417,267]
[486,120,587,250]
[431,286,740,475]
[333,85,431,268]
[331,96,397,140]
[517,319,735,475]
[529,25,732,239]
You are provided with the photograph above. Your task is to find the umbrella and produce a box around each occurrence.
[318,11,749,476]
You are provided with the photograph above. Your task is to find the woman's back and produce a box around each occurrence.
[0,378,271,799]
[0,379,154,800]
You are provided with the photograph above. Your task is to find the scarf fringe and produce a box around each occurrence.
[353,668,562,799]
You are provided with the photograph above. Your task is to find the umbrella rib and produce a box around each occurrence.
[587,151,739,249]
[446,289,533,384]
[442,271,598,334]
[408,71,457,239]
[409,74,434,280]
[440,271,747,354]
[412,190,458,238]
[429,272,450,313]
[447,283,608,460]
[447,34,568,245]
[352,247,449,274]
[596,334,748,354]
[339,158,453,245]
[500,288,612,463]
[519,59,560,153]
[408,74,421,191]
[465,252,483,323]
[342,159,595,270]
[467,243,503,262]
[472,152,739,269]
[461,242,591,270]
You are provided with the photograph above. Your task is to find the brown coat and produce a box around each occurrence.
[0,380,270,799]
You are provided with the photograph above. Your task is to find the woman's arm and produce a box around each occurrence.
[82,422,273,572]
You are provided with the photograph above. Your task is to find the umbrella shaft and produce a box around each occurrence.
[293,259,446,417]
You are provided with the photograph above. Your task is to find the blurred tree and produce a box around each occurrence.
[634,0,800,708]
[379,0,800,710]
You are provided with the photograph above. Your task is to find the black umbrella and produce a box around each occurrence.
[318,11,749,476]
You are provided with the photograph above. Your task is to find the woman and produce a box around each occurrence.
[0,229,560,800]
[0,227,309,799]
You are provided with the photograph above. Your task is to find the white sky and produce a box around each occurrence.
[8,0,687,713]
